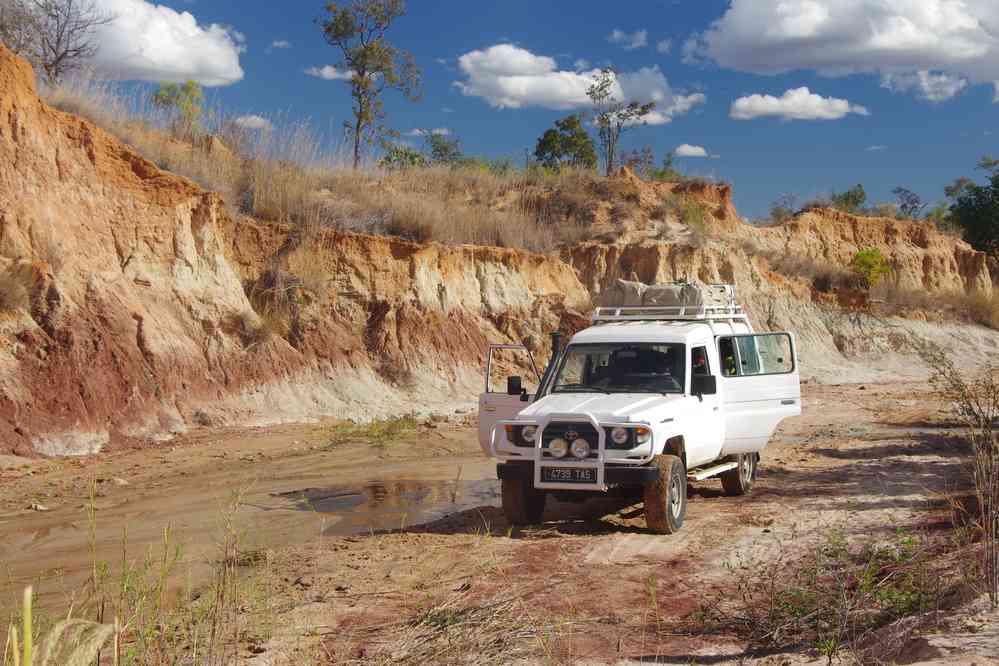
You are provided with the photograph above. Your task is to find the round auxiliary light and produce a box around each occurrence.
[610,427,630,446]
[635,427,652,445]
[570,438,591,459]
[521,425,538,442]
[549,438,569,458]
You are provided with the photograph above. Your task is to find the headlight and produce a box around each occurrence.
[521,426,537,442]
[549,438,568,458]
[635,427,652,445]
[570,439,591,459]
[610,427,630,445]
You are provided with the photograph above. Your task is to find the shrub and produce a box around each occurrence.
[850,248,891,288]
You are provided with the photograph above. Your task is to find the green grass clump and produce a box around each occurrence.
[325,416,420,449]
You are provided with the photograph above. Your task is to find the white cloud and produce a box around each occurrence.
[454,44,704,124]
[270,40,291,49]
[305,65,353,80]
[90,0,244,86]
[865,145,887,152]
[406,128,451,136]
[686,0,999,102]
[656,39,672,54]
[881,71,968,102]
[608,29,648,50]
[233,115,272,131]
[435,57,448,65]
[730,87,869,121]
[441,106,455,113]
[573,58,591,71]
[675,144,708,157]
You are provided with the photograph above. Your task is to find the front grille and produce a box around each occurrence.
[541,422,599,460]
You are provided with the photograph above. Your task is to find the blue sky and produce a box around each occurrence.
[87,0,999,219]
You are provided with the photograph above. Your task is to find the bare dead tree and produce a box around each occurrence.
[29,0,113,82]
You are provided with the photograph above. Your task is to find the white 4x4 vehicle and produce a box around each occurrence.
[478,283,801,534]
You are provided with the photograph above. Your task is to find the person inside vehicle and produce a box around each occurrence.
[718,338,738,376]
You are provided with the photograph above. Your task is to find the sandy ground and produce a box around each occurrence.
[1,381,997,664]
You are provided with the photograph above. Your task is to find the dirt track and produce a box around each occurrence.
[1,381,995,664]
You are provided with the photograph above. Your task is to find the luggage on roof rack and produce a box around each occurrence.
[592,279,748,323]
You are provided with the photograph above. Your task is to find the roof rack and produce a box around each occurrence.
[591,282,750,324]
[592,304,750,323]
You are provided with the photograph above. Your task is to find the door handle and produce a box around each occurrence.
[781,399,796,406]
[483,406,497,412]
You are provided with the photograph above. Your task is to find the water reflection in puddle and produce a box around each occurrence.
[273,479,500,535]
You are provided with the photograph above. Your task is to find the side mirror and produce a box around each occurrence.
[506,376,523,396]
[691,374,717,397]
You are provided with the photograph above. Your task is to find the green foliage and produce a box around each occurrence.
[945,176,974,201]
[586,68,656,176]
[830,183,867,214]
[850,247,891,288]
[378,142,427,170]
[951,170,999,258]
[425,132,462,165]
[649,151,684,182]
[319,0,421,168]
[151,80,204,137]
[533,114,597,171]
[892,186,926,219]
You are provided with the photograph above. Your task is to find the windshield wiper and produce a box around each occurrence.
[553,383,610,394]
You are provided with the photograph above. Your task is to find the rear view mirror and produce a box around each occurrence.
[691,374,717,397]
[506,376,523,396]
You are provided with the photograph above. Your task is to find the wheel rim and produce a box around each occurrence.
[741,455,754,483]
[669,476,682,518]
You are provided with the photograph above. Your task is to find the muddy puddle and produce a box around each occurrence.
[269,478,500,534]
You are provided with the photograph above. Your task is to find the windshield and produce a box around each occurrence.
[550,343,686,394]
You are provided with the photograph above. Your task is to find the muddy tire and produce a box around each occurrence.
[721,453,757,496]
[501,478,546,525]
[644,455,686,534]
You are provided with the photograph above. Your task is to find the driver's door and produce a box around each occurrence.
[477,344,541,457]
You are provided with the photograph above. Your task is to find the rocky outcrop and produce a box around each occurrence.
[0,43,996,456]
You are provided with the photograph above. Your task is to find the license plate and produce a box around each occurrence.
[542,467,596,483]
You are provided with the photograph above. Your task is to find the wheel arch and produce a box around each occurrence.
[659,435,686,469]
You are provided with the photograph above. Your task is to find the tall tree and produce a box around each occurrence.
[891,186,926,219]
[152,80,204,138]
[30,0,113,83]
[586,68,655,177]
[318,0,420,169]
[951,169,999,259]
[533,114,597,171]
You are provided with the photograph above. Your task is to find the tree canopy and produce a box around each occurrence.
[318,0,420,169]
[533,114,597,171]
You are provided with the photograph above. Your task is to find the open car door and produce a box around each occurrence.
[477,344,541,457]
[718,332,801,456]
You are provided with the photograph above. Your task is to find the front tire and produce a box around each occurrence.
[501,478,546,525]
[721,453,757,496]
[644,455,687,534]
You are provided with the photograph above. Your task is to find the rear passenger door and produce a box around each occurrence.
[718,333,801,456]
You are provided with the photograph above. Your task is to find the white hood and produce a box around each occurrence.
[517,392,686,424]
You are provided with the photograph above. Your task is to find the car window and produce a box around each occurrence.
[717,334,795,377]
[718,338,738,376]
[691,346,711,376]
[550,343,686,394]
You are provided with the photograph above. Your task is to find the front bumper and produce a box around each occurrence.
[497,461,660,487]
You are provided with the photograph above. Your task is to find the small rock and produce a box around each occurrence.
[112,477,129,486]
[334,584,350,592]
[29,503,49,512]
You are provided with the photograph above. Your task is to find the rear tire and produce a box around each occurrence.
[501,478,546,525]
[644,455,686,534]
[721,453,757,496]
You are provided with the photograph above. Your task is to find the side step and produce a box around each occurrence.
[688,461,737,481]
